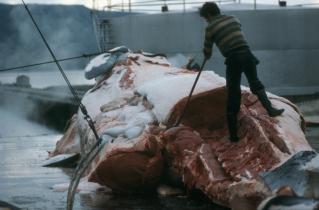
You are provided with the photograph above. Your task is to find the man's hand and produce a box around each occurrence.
[203,48,212,60]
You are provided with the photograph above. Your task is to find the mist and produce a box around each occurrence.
[0,107,57,138]
[0,3,99,71]
[0,84,58,137]
[0,3,101,136]
[167,53,190,68]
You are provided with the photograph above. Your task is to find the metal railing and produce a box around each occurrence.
[93,0,236,13]
[90,0,319,51]
[92,0,319,13]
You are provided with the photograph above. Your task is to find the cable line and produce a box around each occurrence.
[21,1,105,210]
[0,52,102,72]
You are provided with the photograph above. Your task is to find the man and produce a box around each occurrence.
[200,2,284,142]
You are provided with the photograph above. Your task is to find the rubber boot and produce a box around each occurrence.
[227,113,239,142]
[255,89,284,117]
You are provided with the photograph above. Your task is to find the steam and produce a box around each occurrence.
[294,99,319,122]
[0,4,99,71]
[0,4,100,138]
[167,54,189,68]
[0,107,57,138]
[0,71,94,88]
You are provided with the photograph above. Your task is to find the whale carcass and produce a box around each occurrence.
[50,48,319,209]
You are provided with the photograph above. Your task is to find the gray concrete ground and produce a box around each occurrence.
[0,134,224,210]
[294,97,319,151]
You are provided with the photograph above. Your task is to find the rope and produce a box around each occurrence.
[0,133,58,139]
[0,49,200,72]
[21,1,105,210]
[173,58,207,127]
[0,52,102,72]
[66,138,108,210]
[21,0,99,140]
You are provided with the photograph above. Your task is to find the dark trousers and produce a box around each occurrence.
[225,50,264,116]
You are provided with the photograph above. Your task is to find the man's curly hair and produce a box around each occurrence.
[199,2,221,18]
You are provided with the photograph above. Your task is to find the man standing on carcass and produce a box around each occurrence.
[200,2,284,142]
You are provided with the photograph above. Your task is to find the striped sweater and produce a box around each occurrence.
[204,15,249,57]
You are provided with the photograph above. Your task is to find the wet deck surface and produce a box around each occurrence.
[295,98,319,151]
[0,98,318,210]
[0,134,225,210]
[0,134,71,210]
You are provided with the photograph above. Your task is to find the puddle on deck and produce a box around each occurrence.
[0,134,225,210]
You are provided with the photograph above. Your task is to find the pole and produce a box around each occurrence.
[173,58,207,127]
